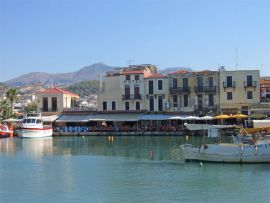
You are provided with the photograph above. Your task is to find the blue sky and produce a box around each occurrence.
[0,0,269,81]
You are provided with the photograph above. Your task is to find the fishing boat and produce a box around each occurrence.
[181,138,270,163]
[0,123,13,138]
[17,113,53,138]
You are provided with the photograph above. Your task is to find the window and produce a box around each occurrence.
[158,80,163,90]
[209,77,214,87]
[173,95,178,107]
[184,95,189,107]
[42,97,48,112]
[135,75,140,81]
[198,94,203,108]
[136,101,140,110]
[149,96,154,111]
[247,91,253,99]
[158,96,163,111]
[149,80,154,94]
[52,97,57,112]
[227,92,233,100]
[134,85,140,98]
[247,75,253,86]
[173,78,177,88]
[125,102,129,110]
[125,85,130,99]
[209,94,214,106]
[126,75,130,81]
[183,78,189,91]
[227,76,232,87]
[102,101,107,110]
[112,101,116,110]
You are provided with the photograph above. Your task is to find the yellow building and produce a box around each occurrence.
[98,64,168,112]
[168,70,219,115]
[36,87,79,115]
[219,69,260,114]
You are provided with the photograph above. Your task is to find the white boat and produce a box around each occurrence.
[181,140,270,163]
[184,123,236,131]
[17,113,53,138]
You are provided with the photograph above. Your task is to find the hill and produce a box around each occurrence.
[66,80,99,97]
[4,63,117,87]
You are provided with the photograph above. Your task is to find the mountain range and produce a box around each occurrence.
[4,63,191,87]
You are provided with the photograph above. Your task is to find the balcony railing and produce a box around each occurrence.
[223,81,236,88]
[194,105,217,111]
[170,87,190,94]
[39,108,58,112]
[244,81,257,88]
[122,94,142,100]
[194,86,216,92]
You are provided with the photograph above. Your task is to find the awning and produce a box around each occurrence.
[196,116,213,120]
[56,115,94,122]
[139,114,173,121]
[91,113,142,122]
[42,115,59,122]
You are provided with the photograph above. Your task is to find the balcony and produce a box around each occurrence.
[223,81,236,88]
[194,105,217,112]
[122,94,142,100]
[170,87,190,94]
[244,81,257,88]
[194,86,216,92]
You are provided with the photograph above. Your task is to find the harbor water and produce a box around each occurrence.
[0,136,270,202]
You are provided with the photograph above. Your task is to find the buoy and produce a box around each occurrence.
[82,136,84,139]
[150,150,154,159]
[200,162,203,167]
[185,135,189,141]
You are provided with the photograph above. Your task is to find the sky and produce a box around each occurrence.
[0,0,269,82]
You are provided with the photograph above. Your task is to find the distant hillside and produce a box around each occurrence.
[66,80,99,97]
[4,63,117,87]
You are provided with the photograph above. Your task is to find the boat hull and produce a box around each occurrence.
[181,143,270,163]
[17,128,53,138]
[0,130,13,138]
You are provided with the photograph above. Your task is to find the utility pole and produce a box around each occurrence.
[235,48,238,70]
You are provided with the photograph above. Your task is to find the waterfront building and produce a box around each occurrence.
[98,64,167,112]
[36,87,79,115]
[219,68,260,115]
[168,70,219,115]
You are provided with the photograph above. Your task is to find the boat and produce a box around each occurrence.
[184,123,236,131]
[17,113,53,138]
[181,138,270,163]
[0,123,13,138]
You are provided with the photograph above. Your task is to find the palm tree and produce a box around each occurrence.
[6,88,18,113]
[0,99,12,120]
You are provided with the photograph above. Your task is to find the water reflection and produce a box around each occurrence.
[0,136,231,161]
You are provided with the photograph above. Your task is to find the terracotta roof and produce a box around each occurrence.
[36,88,79,97]
[168,70,190,75]
[261,79,270,85]
[121,70,145,75]
[145,73,167,78]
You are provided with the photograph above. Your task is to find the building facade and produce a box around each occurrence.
[168,70,219,115]
[36,88,79,115]
[98,64,169,112]
[219,69,260,114]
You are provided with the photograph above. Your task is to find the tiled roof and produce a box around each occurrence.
[145,73,167,78]
[168,70,190,75]
[261,79,270,85]
[36,88,79,97]
[121,70,145,75]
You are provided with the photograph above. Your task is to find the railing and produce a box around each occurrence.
[223,81,236,88]
[39,108,58,112]
[194,86,216,92]
[122,94,142,100]
[194,105,217,111]
[244,81,257,88]
[260,98,270,103]
[63,107,95,112]
[170,87,190,94]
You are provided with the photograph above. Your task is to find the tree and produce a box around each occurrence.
[24,102,37,113]
[0,99,12,120]
[6,88,18,113]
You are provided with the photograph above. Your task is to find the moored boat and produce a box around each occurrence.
[17,113,53,138]
[0,123,13,138]
[181,140,270,163]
